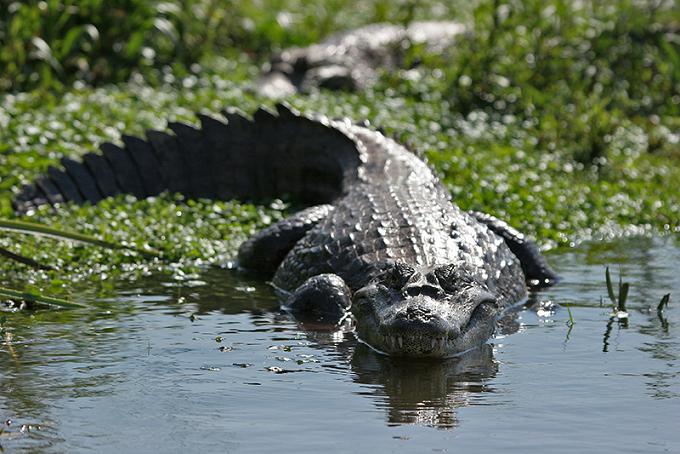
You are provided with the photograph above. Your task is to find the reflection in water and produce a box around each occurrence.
[298,308,526,430]
[350,344,497,429]
[553,236,680,402]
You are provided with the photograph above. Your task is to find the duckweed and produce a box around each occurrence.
[0,0,678,296]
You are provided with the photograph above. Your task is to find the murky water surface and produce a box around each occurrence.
[1,236,679,453]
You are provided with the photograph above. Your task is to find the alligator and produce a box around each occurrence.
[13,103,557,357]
[257,21,467,98]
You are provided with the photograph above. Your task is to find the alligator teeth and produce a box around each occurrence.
[397,336,403,349]
[431,339,437,350]
[438,338,445,350]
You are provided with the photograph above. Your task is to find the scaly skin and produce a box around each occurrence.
[270,124,528,357]
[13,103,554,358]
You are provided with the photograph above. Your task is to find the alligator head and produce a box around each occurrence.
[265,48,360,94]
[352,262,499,358]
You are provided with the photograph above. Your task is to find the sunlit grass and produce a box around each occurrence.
[0,0,466,92]
[0,218,161,257]
[0,0,678,299]
[0,286,84,309]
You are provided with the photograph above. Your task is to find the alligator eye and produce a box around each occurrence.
[434,265,458,293]
[377,263,414,288]
[434,264,477,293]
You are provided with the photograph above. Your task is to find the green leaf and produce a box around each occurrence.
[0,246,53,270]
[58,26,84,59]
[618,282,629,313]
[0,219,161,258]
[657,293,671,314]
[605,267,617,307]
[125,31,145,59]
[0,286,85,309]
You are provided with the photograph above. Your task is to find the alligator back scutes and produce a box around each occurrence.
[12,104,366,214]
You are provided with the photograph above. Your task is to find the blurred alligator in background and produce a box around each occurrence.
[13,104,557,357]
[257,21,468,97]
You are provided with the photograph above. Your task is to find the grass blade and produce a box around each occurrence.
[0,286,85,309]
[657,293,671,314]
[605,266,617,306]
[0,246,54,270]
[566,304,574,326]
[0,219,161,258]
[618,282,629,313]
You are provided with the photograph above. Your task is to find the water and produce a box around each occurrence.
[1,236,679,453]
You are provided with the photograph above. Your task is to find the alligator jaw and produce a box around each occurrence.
[378,333,450,357]
[353,289,499,358]
[358,318,496,358]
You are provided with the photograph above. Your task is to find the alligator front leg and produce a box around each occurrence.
[468,211,559,287]
[284,274,352,323]
[237,204,334,274]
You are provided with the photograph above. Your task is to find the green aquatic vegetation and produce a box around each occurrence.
[0,285,83,309]
[0,0,678,295]
[566,304,574,327]
[0,193,287,287]
[0,245,53,270]
[0,218,160,257]
[605,266,629,316]
[657,293,671,315]
[1,67,679,292]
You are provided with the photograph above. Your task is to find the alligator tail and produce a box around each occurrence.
[12,104,363,215]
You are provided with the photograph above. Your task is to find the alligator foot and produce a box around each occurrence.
[238,204,334,275]
[284,274,352,323]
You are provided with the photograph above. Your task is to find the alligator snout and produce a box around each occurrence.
[352,266,508,357]
[374,297,464,356]
[403,283,442,299]
[388,309,453,337]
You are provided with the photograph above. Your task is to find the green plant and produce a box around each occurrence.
[445,0,680,163]
[566,304,574,327]
[0,285,83,309]
[0,0,455,92]
[0,0,678,294]
[0,245,53,270]
[0,218,161,257]
[605,266,629,315]
[657,293,671,314]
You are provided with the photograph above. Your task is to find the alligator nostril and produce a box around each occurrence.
[404,284,441,298]
[405,305,430,319]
